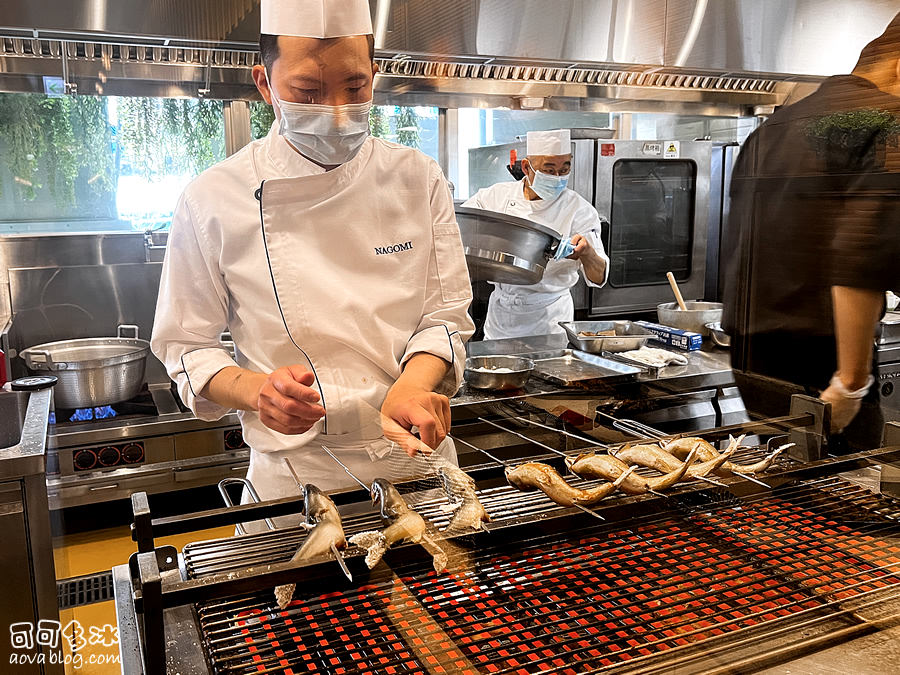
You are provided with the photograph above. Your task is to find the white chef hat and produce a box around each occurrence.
[526,129,571,157]
[261,0,373,38]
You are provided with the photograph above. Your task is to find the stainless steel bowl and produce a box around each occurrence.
[20,325,150,408]
[705,322,731,348]
[559,321,654,354]
[464,356,534,390]
[657,302,724,335]
[455,205,561,285]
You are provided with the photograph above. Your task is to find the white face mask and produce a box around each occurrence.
[267,72,371,165]
[527,169,569,201]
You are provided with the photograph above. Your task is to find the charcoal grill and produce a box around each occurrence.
[114,400,900,675]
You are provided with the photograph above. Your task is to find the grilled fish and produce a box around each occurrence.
[565,446,699,494]
[612,442,736,479]
[661,435,784,474]
[349,478,448,573]
[274,484,347,610]
[504,462,635,507]
[437,463,491,533]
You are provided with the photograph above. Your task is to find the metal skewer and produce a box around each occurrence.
[283,458,353,582]
[730,469,772,487]
[477,416,571,458]
[449,434,509,467]
[511,415,609,447]
[281,458,307,498]
[607,445,729,488]
[321,445,370,491]
[480,416,670,499]
[663,433,773,489]
[451,432,607,521]
[597,415,776,491]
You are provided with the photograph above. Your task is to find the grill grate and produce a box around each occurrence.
[186,476,900,674]
[57,571,115,610]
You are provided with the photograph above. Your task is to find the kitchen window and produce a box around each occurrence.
[0,93,225,234]
[369,105,440,162]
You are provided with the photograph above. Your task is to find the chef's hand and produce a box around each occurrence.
[566,234,594,261]
[566,234,608,286]
[257,365,326,435]
[820,383,863,434]
[381,384,452,457]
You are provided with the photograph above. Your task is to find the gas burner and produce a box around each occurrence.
[50,405,118,425]
[50,388,170,426]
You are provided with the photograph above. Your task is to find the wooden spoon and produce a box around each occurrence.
[666,272,688,311]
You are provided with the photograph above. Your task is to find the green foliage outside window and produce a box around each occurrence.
[117,97,225,179]
[0,93,114,203]
[369,105,390,138]
[250,101,276,140]
[396,106,420,147]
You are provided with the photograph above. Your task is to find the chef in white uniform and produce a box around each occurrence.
[151,0,474,519]
[463,129,609,340]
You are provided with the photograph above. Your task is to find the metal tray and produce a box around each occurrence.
[559,320,654,354]
[601,348,692,377]
[515,349,641,386]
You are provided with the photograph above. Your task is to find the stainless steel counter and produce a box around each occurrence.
[0,387,62,673]
[462,333,734,396]
[1,387,52,477]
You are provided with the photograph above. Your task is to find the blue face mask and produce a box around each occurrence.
[528,169,568,201]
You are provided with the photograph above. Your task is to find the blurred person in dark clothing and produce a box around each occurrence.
[723,13,900,450]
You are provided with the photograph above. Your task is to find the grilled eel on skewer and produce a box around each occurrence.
[565,446,699,494]
[661,435,786,474]
[274,484,347,610]
[505,462,636,507]
[349,478,448,573]
[611,441,736,479]
[437,462,491,533]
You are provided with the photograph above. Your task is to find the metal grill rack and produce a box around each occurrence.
[113,406,900,674]
[185,475,900,674]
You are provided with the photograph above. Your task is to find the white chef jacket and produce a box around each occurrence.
[151,124,474,502]
[463,179,609,339]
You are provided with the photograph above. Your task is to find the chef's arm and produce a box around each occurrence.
[151,194,239,421]
[382,354,453,454]
[578,245,608,286]
[569,214,610,288]
[397,161,475,396]
[832,286,881,388]
[383,163,476,455]
[395,353,451,392]
[152,193,324,433]
[201,367,266,411]
[201,365,325,435]
[820,286,882,432]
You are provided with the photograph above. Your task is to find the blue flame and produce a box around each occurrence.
[67,406,118,422]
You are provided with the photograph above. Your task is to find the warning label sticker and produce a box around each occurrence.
[664,141,681,159]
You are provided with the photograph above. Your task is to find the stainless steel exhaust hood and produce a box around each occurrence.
[1,0,897,112]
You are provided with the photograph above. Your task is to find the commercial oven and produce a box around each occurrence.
[468,135,716,317]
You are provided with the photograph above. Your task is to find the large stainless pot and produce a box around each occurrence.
[20,325,150,408]
[657,302,724,335]
[455,205,561,285]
